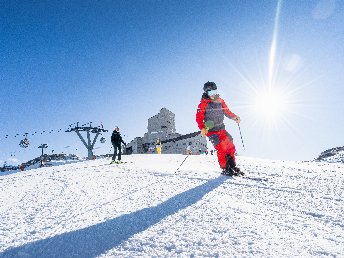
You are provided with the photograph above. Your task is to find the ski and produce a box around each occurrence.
[241,176,268,182]
[221,172,268,182]
[108,161,127,165]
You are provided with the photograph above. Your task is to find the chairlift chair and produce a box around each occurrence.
[19,138,30,148]
[19,133,30,148]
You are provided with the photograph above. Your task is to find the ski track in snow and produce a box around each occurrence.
[0,154,343,257]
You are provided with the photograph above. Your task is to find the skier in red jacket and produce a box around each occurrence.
[196,81,243,176]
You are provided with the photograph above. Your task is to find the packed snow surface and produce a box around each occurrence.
[0,154,343,257]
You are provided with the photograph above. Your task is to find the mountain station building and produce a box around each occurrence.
[126,108,207,155]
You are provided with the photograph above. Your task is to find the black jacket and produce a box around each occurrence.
[111,131,125,146]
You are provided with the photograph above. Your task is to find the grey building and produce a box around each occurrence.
[126,108,207,154]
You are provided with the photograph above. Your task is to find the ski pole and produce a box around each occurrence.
[175,155,190,173]
[237,124,246,150]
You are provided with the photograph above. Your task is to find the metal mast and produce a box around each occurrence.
[66,122,108,159]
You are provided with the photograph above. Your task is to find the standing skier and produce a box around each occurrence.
[186,143,192,155]
[110,127,126,164]
[196,81,243,176]
[155,138,162,154]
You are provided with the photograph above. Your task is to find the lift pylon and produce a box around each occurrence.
[66,123,108,159]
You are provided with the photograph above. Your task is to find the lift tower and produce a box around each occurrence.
[66,123,108,159]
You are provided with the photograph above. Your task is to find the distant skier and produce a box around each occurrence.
[196,81,243,176]
[110,127,126,164]
[155,138,162,154]
[186,143,192,155]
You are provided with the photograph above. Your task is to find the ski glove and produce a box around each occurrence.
[201,128,208,137]
[233,116,241,124]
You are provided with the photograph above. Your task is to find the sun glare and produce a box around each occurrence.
[254,88,287,120]
[226,0,311,133]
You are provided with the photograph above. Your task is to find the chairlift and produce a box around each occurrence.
[19,134,30,148]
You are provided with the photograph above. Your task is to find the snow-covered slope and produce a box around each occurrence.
[316,146,344,163]
[0,154,343,257]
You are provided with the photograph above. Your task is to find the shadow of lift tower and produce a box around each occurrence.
[66,122,108,159]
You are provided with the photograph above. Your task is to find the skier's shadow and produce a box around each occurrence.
[1,176,228,258]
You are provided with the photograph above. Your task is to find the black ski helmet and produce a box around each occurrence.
[203,81,217,92]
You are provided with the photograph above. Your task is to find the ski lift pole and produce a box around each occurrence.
[237,124,245,151]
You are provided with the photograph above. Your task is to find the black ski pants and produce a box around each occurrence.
[112,144,122,161]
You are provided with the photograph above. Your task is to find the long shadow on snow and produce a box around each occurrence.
[1,176,228,258]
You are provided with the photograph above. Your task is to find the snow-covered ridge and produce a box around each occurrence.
[1,154,343,257]
[0,154,82,173]
[316,146,344,163]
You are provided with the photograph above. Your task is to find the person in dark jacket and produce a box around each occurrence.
[111,127,126,164]
[196,81,243,176]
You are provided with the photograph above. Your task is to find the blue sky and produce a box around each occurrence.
[1,0,343,164]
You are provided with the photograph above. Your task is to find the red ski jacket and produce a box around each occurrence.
[196,96,237,132]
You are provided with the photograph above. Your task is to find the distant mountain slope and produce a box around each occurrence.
[316,146,344,163]
[1,154,82,172]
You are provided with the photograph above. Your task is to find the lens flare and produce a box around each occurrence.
[268,0,283,88]
[254,88,288,120]
[223,0,319,135]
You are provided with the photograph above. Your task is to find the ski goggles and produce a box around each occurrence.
[207,89,218,96]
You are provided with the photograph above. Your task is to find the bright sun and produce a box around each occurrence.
[254,88,288,120]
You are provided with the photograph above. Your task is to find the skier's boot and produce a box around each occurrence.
[225,155,236,175]
[225,154,244,176]
[221,168,235,176]
[232,166,245,176]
